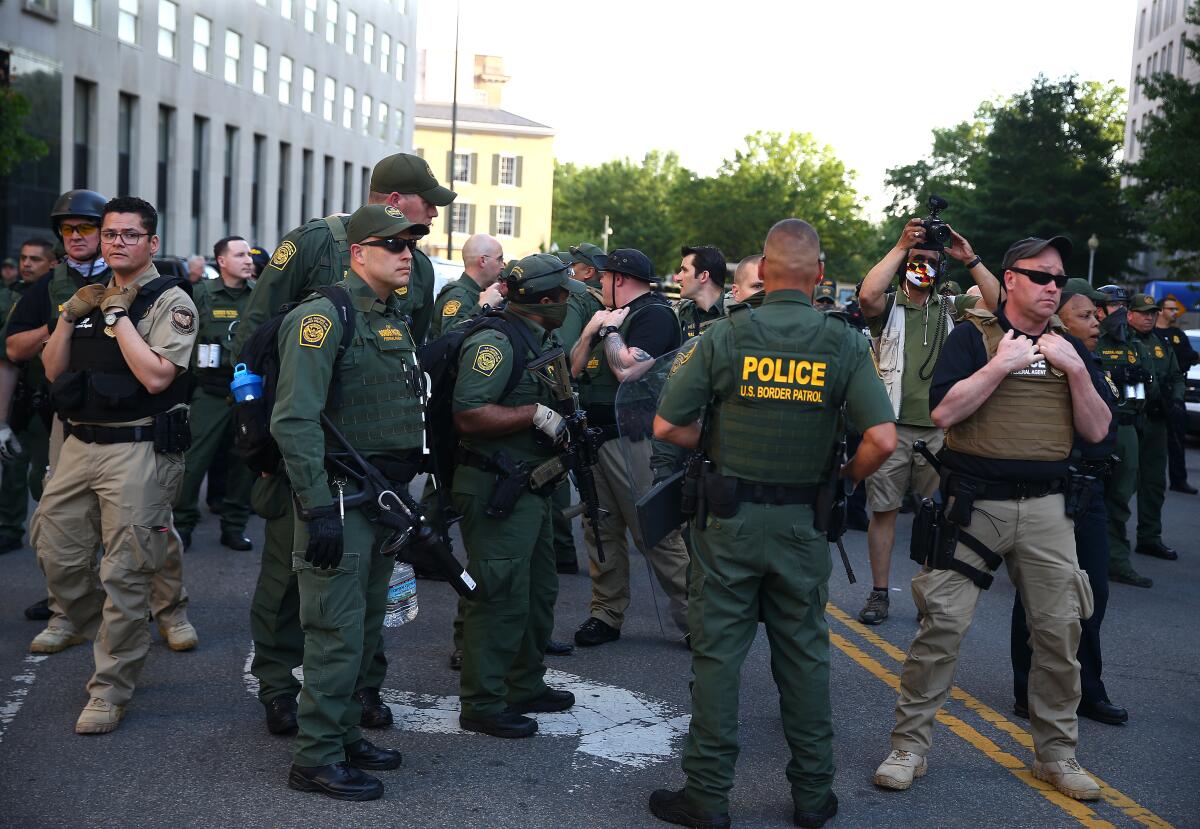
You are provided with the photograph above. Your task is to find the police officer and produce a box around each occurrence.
[273,204,427,800]
[648,219,896,829]
[569,248,689,647]
[431,233,505,337]
[1156,298,1198,493]
[33,197,197,733]
[234,153,456,736]
[452,253,577,738]
[172,236,256,551]
[673,245,727,339]
[874,236,1110,801]
[1128,293,1183,562]
[813,282,838,309]
[1010,278,1127,726]
[565,242,605,292]
[728,254,764,307]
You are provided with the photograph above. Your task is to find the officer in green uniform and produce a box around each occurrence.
[566,242,606,292]
[648,220,897,829]
[672,245,727,339]
[274,204,428,801]
[1094,286,1155,587]
[234,152,455,736]
[813,283,838,309]
[728,254,765,309]
[172,236,256,551]
[453,253,578,739]
[431,233,505,337]
[1128,293,1183,562]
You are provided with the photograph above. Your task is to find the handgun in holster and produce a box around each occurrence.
[485,451,531,519]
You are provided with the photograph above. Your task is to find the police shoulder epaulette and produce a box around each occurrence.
[726,301,752,316]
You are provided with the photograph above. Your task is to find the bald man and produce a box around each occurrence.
[729,254,764,306]
[186,255,206,285]
[431,234,506,338]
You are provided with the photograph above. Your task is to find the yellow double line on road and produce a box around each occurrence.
[826,603,1174,829]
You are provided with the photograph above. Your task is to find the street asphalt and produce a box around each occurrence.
[0,453,1198,829]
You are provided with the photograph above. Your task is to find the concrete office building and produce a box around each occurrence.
[1123,0,1199,279]
[0,0,417,258]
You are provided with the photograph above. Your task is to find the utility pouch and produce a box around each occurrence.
[943,476,978,527]
[49,371,86,416]
[679,453,707,519]
[909,498,941,566]
[153,408,192,453]
[1064,471,1097,520]
[232,397,281,475]
[933,520,960,569]
[702,471,740,519]
[485,452,531,520]
[9,379,34,433]
[813,476,837,534]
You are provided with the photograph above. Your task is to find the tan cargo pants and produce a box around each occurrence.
[583,436,689,634]
[892,493,1094,761]
[32,435,185,705]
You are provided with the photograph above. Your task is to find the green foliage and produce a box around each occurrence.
[0,88,49,177]
[1128,1,1200,273]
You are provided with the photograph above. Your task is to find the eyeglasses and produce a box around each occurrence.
[100,230,149,244]
[361,237,417,254]
[1007,266,1068,289]
[482,254,505,264]
[59,222,98,238]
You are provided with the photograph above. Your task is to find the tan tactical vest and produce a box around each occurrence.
[944,310,1073,462]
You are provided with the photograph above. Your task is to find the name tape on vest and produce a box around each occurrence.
[738,353,827,404]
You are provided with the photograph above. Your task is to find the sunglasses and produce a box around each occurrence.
[59,222,99,238]
[1007,266,1068,289]
[361,237,417,254]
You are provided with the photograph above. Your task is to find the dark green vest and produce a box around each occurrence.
[579,293,678,420]
[1096,326,1148,415]
[194,277,253,391]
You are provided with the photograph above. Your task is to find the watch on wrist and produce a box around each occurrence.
[598,325,619,339]
[104,309,128,327]
[965,255,982,269]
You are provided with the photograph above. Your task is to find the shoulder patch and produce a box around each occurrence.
[170,306,196,335]
[669,342,697,377]
[472,343,504,376]
[270,240,297,269]
[443,299,462,317]
[299,313,333,348]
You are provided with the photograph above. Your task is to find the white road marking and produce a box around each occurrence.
[0,654,49,744]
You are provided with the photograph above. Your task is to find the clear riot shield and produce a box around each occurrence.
[615,344,696,549]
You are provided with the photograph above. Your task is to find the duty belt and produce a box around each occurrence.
[734,479,820,506]
[65,422,154,444]
[952,475,1066,502]
[1116,412,1141,426]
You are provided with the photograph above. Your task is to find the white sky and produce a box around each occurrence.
[416,0,1137,216]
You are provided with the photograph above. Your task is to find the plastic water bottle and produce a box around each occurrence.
[230,363,264,402]
[383,561,418,627]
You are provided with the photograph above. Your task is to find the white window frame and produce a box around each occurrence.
[342,85,355,130]
[495,204,516,237]
[280,0,293,20]
[193,14,211,73]
[452,151,472,184]
[450,202,471,235]
[323,76,335,121]
[252,42,269,95]
[325,0,338,44]
[363,21,374,64]
[377,101,388,140]
[379,32,391,74]
[278,54,293,104]
[302,66,316,113]
[304,0,316,32]
[74,0,97,28]
[498,153,517,187]
[224,29,242,85]
[345,10,356,54]
[360,93,372,135]
[394,41,405,81]
[394,109,405,145]
[118,0,139,44]
[157,0,178,59]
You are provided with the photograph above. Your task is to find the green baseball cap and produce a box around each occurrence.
[345,205,429,245]
[369,153,457,206]
[1129,293,1161,312]
[1059,278,1106,306]
[2,257,15,267]
[568,242,606,271]
[505,253,571,301]
[814,284,836,304]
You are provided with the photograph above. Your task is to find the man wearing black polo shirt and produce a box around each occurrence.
[873,236,1111,802]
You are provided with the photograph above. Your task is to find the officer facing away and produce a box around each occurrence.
[649,220,897,829]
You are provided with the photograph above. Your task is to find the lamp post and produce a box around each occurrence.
[1087,234,1099,283]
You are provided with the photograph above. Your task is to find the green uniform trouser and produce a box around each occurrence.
[173,390,254,534]
[682,502,833,814]
[1137,414,1168,546]
[292,503,392,767]
[0,415,50,539]
[455,479,556,719]
[249,475,388,706]
[552,480,577,570]
[1105,423,1139,575]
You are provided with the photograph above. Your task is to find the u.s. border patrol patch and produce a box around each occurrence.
[270,241,297,269]
[443,300,462,317]
[299,314,332,348]
[472,344,503,376]
[385,206,403,218]
[170,306,196,334]
[669,343,697,377]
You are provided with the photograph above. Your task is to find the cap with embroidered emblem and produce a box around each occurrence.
[345,205,430,245]
[369,153,457,206]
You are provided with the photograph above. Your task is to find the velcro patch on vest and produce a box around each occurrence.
[212,309,238,319]
[443,300,461,317]
[670,343,697,377]
[270,241,297,269]
[299,314,332,348]
[737,352,828,405]
[170,306,196,334]
[472,343,503,376]
[1010,358,1062,378]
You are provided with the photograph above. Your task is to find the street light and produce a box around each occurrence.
[1087,234,1099,283]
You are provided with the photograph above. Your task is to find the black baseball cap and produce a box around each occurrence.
[601,248,654,282]
[1002,236,1073,269]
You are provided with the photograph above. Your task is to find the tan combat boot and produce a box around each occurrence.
[1032,758,1102,800]
[29,626,86,654]
[873,749,928,791]
[75,698,125,734]
[157,620,199,652]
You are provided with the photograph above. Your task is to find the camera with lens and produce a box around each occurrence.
[921,195,952,249]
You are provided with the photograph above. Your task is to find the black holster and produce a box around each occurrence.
[702,471,739,519]
[153,408,192,453]
[679,453,707,519]
[1064,470,1097,520]
[485,451,531,520]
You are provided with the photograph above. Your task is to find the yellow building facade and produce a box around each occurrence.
[413,103,555,261]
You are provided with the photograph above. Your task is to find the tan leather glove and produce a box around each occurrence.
[60,283,107,322]
[100,282,139,314]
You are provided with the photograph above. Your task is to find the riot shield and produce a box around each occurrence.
[615,344,697,549]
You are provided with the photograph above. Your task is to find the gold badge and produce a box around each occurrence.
[443,299,462,317]
[586,357,600,370]
[1155,346,1164,358]
[384,206,403,218]
[299,314,332,348]
[472,344,504,376]
[270,241,297,269]
[1128,354,1136,363]
[669,343,697,377]
[104,325,116,338]
[395,285,409,297]
[377,324,404,341]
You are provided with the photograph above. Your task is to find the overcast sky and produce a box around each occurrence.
[416,0,1137,215]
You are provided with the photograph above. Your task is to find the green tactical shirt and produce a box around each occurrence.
[234,215,435,359]
[674,293,725,341]
[1095,323,1150,415]
[0,280,18,323]
[451,311,560,496]
[867,289,977,427]
[559,278,604,353]
[1138,329,1185,407]
[271,271,421,512]
[431,273,484,338]
[727,291,766,311]
[192,276,253,381]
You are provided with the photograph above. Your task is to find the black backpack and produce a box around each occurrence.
[232,285,356,475]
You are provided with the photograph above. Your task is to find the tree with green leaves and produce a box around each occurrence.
[1128,1,1200,273]
[0,87,49,177]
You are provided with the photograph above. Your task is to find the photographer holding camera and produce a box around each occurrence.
[856,201,999,625]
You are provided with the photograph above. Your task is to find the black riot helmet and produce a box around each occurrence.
[1097,284,1131,306]
[50,189,107,237]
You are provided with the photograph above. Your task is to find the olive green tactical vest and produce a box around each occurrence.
[1095,329,1146,415]
[711,307,853,485]
[944,310,1073,462]
[194,279,252,385]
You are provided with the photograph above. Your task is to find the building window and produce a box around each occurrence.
[223,125,238,236]
[303,0,316,32]
[1139,9,1146,47]
[323,76,335,121]
[322,155,334,216]
[346,11,357,54]
[394,41,405,81]
[1166,42,1174,76]
[360,93,372,135]
[158,0,178,59]
[192,116,208,254]
[278,141,291,238]
[380,33,391,74]
[325,0,337,44]
[1134,64,1141,104]
[157,106,174,248]
[118,0,139,44]
[301,149,313,222]
[343,85,354,129]
[361,166,370,207]
[364,22,375,64]
[225,30,242,85]
[302,66,315,113]
[280,0,293,20]
[277,55,293,104]
[193,14,211,73]
[74,0,97,28]
[494,205,517,237]
[118,93,136,196]
[256,0,266,5]
[377,102,388,140]
[394,109,404,145]
[498,154,518,186]
[452,151,472,184]
[73,79,95,188]
[450,202,471,235]
[252,43,268,94]
[252,134,265,242]
[342,161,353,212]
